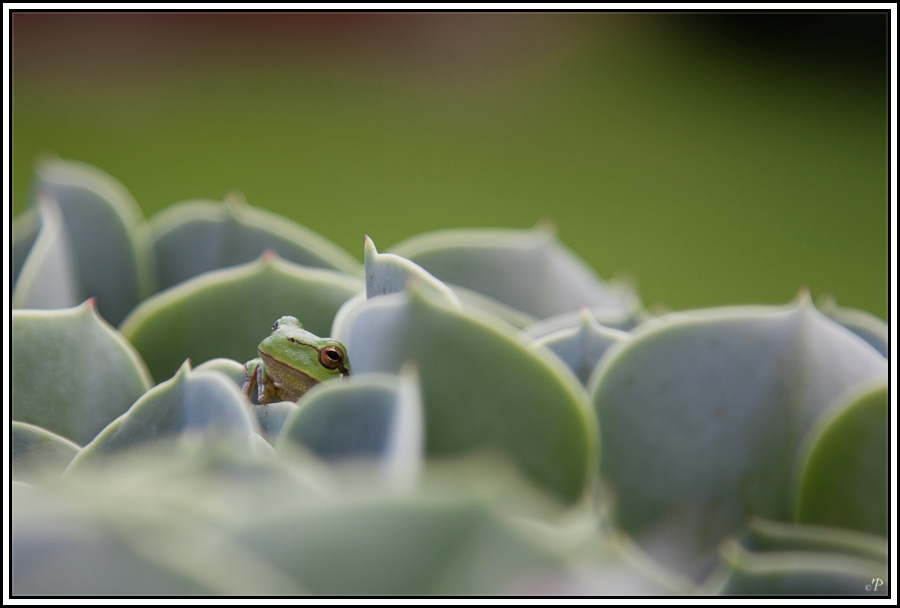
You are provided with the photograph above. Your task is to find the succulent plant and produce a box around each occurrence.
[11,157,888,596]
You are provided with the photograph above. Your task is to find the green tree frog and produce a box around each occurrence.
[242,315,350,403]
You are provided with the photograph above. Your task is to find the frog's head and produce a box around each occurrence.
[258,315,350,384]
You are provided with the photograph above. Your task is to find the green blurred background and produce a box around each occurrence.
[12,13,887,318]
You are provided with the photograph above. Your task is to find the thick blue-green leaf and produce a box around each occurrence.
[12,490,212,595]
[193,359,284,451]
[192,358,297,442]
[732,518,887,563]
[13,450,312,595]
[794,381,888,536]
[12,420,684,596]
[12,302,153,446]
[194,357,248,387]
[12,204,42,288]
[705,518,888,595]
[278,370,424,489]
[817,295,887,358]
[448,283,538,328]
[120,253,362,383]
[532,309,632,386]
[365,235,459,304]
[523,300,649,339]
[150,194,362,290]
[235,498,550,595]
[334,278,535,345]
[254,401,300,446]
[233,486,688,595]
[12,196,82,310]
[365,235,545,329]
[27,156,155,326]
[67,362,257,470]
[330,292,367,344]
[12,421,81,484]
[589,297,887,580]
[342,282,598,504]
[709,538,887,596]
[495,527,694,595]
[390,224,636,319]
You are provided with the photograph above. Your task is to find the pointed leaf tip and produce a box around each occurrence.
[534,218,557,236]
[364,235,378,257]
[795,287,812,306]
[364,240,460,307]
[223,190,247,207]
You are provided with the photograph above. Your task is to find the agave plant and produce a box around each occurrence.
[11,157,888,596]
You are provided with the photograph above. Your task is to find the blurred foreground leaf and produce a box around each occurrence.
[12,422,81,484]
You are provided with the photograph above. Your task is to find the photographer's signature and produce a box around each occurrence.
[866,578,884,592]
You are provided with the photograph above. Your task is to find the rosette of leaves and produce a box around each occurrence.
[11,158,888,596]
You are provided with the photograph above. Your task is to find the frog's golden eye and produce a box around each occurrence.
[319,345,345,370]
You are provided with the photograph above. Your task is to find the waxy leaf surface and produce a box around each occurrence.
[13,448,314,595]
[731,518,887,563]
[68,362,257,469]
[150,196,362,290]
[278,371,424,489]
[12,302,152,445]
[334,241,538,342]
[590,299,887,580]
[794,381,888,536]
[390,224,635,319]
[12,204,42,287]
[12,421,81,484]
[13,493,211,595]
[817,296,887,358]
[253,401,300,446]
[711,539,886,596]
[532,310,631,386]
[194,357,248,388]
[25,157,155,325]
[12,197,82,311]
[364,236,458,305]
[523,301,649,339]
[120,254,362,383]
[342,283,598,504]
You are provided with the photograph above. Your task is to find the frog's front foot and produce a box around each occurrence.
[243,358,261,402]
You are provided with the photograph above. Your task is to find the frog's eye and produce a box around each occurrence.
[318,345,345,370]
[272,320,279,331]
